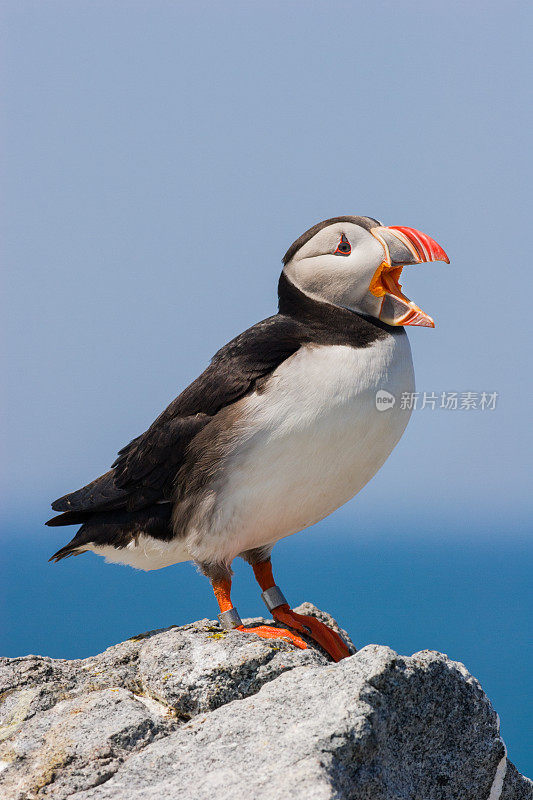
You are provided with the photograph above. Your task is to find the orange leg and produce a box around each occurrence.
[211,576,308,650]
[252,560,352,662]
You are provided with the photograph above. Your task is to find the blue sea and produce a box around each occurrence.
[1,513,531,778]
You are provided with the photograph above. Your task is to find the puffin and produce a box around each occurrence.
[48,216,449,662]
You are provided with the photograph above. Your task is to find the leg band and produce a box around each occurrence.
[261,585,288,612]
[217,607,242,630]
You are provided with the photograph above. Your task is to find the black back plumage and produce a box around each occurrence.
[48,275,390,561]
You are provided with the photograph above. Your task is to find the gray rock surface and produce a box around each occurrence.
[0,604,530,800]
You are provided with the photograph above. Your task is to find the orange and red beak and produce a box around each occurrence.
[369,225,449,327]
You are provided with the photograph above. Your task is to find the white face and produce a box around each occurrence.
[283,222,386,318]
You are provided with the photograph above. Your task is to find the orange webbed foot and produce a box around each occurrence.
[235,624,308,650]
[272,604,351,662]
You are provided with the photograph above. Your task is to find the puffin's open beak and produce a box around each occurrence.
[369,226,449,327]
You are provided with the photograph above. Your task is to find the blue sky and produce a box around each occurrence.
[1,0,532,776]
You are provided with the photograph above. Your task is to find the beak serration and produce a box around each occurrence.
[387,226,449,264]
[371,226,449,266]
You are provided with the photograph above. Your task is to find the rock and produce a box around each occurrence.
[0,604,530,800]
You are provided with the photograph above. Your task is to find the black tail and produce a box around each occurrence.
[47,503,174,563]
[46,510,94,527]
[51,470,128,514]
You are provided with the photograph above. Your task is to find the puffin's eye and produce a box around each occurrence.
[334,234,351,256]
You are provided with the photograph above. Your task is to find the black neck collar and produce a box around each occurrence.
[277,271,396,337]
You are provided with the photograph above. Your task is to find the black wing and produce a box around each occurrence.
[49,314,306,519]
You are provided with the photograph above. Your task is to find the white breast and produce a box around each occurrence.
[187,332,415,565]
